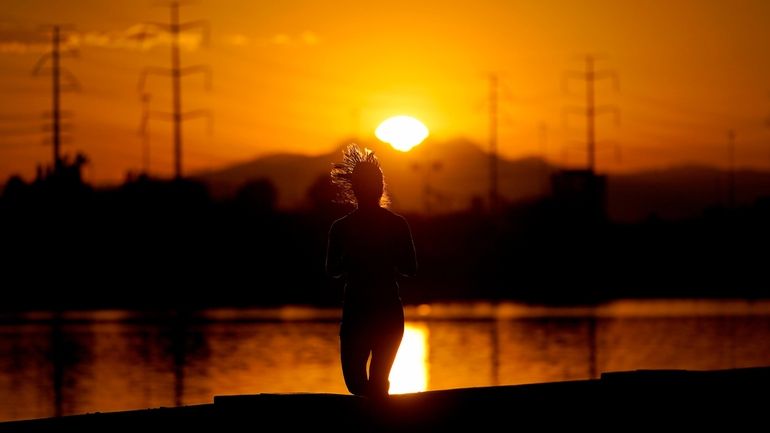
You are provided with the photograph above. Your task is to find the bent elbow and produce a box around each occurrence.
[326,260,345,279]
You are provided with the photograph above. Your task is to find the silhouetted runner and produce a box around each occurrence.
[326,144,417,398]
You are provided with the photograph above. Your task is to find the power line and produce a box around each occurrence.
[630,129,725,148]
[139,1,211,179]
[621,108,735,134]
[0,114,48,122]
[563,55,620,174]
[624,92,759,124]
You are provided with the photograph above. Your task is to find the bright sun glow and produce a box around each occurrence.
[388,323,428,394]
[375,116,429,152]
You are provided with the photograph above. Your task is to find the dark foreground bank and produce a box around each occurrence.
[1,367,768,432]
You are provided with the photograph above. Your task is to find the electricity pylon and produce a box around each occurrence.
[139,1,211,179]
[32,25,80,173]
[564,55,620,173]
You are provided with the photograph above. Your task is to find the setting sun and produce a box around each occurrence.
[375,116,429,152]
[388,323,428,394]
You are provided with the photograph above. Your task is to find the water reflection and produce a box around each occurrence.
[389,323,428,394]
[1,300,770,421]
[496,318,597,385]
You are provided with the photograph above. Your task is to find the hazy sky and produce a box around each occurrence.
[2,0,770,183]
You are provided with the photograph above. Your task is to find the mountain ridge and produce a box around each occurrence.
[191,138,770,222]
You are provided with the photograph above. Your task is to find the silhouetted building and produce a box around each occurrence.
[551,169,607,222]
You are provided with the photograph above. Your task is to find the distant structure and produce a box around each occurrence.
[727,129,736,208]
[551,169,607,222]
[139,1,211,179]
[32,25,80,175]
[488,73,499,211]
[139,93,152,175]
[539,122,550,195]
[411,160,443,215]
[556,56,620,221]
[563,55,620,174]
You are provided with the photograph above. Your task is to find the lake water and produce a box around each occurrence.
[1,299,769,421]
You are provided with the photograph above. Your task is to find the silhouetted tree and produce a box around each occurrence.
[234,178,277,216]
[1,175,27,209]
[305,173,351,219]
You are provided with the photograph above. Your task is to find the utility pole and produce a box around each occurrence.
[32,25,79,174]
[51,26,61,171]
[727,129,736,208]
[564,56,619,173]
[766,101,770,172]
[489,73,499,211]
[411,161,442,216]
[539,122,549,194]
[139,1,211,179]
[140,93,152,175]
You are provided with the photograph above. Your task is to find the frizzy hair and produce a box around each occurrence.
[330,143,390,207]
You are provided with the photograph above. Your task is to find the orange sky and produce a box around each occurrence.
[1,0,770,183]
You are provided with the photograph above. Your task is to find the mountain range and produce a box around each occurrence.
[192,138,770,222]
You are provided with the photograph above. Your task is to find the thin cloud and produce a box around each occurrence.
[1,25,319,53]
[271,33,291,45]
[222,31,321,48]
[0,26,50,53]
[299,31,320,46]
[0,24,203,54]
[80,24,203,51]
[222,33,250,47]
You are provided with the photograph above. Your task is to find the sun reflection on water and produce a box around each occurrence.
[388,322,428,394]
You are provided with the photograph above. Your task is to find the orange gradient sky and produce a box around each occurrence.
[1,0,770,183]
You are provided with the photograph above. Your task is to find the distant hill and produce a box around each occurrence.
[192,138,770,222]
[607,165,770,222]
[192,138,551,212]
[193,151,336,207]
